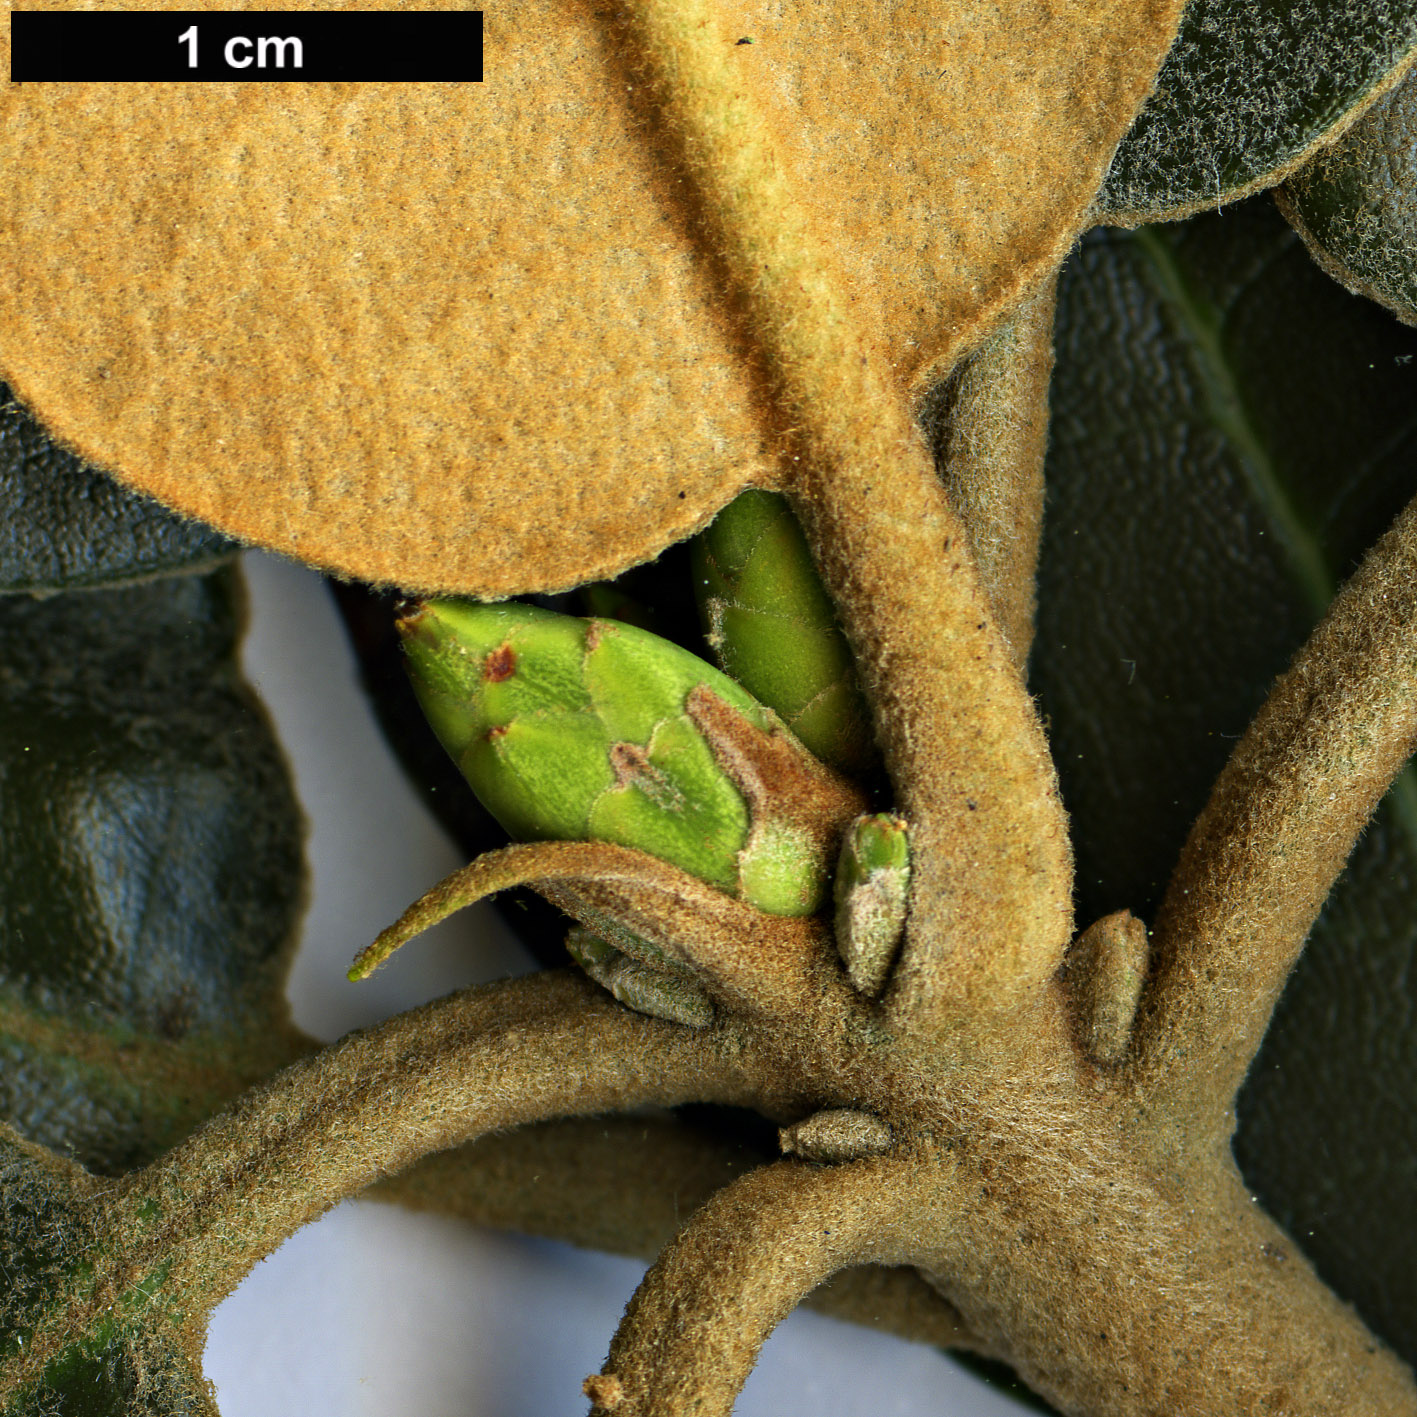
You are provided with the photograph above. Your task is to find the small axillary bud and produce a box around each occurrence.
[1064,909,1150,1067]
[779,1108,893,1163]
[691,490,876,775]
[565,927,714,1029]
[832,814,911,997]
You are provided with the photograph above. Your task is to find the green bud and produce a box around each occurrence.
[399,599,842,915]
[565,927,714,1028]
[691,491,875,775]
[833,813,911,997]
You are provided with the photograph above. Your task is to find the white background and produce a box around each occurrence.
[202,549,1035,1417]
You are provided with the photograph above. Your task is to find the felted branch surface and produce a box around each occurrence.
[1134,493,1417,1127]
[371,1115,981,1353]
[589,1156,937,1415]
[0,0,1182,595]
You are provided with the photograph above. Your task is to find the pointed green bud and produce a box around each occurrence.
[692,491,875,775]
[565,927,714,1028]
[399,600,857,915]
[833,813,911,997]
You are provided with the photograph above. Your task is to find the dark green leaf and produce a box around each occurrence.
[0,568,309,1175]
[1279,67,1417,326]
[1098,0,1417,223]
[13,1334,217,1417]
[0,383,234,594]
[0,1127,214,1415]
[1033,196,1417,1361]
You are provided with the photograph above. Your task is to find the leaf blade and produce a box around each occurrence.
[0,383,233,594]
[0,568,309,1174]
[1279,67,1417,327]
[1099,0,1417,223]
[0,0,1185,595]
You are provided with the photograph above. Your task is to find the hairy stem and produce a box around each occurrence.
[1130,492,1417,1137]
[616,0,1073,1023]
[371,1115,982,1354]
[96,973,778,1324]
[925,276,1059,671]
[586,1155,935,1416]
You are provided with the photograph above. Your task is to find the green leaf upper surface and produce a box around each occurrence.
[0,384,234,594]
[0,568,308,1176]
[1279,67,1417,326]
[1033,196,1417,1361]
[1098,0,1417,224]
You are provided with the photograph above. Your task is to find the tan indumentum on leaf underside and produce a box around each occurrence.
[0,0,1181,596]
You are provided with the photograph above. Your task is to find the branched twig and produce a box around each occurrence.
[586,1155,937,1415]
[616,0,1074,1025]
[1131,493,1417,1136]
[97,972,785,1324]
[370,1115,982,1354]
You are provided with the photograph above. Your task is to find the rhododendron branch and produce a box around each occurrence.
[930,275,1059,671]
[370,1116,984,1354]
[586,1155,936,1416]
[99,972,778,1317]
[1133,492,1417,1132]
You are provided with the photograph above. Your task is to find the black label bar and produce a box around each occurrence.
[10,10,483,82]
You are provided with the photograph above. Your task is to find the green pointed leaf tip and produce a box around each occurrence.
[691,491,874,774]
[398,600,828,914]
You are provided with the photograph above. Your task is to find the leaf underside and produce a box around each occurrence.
[0,0,1181,596]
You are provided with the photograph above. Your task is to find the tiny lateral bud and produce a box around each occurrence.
[563,926,620,975]
[584,1372,625,1410]
[566,928,714,1028]
[833,814,911,996]
[1065,910,1149,1066]
[779,1108,893,1163]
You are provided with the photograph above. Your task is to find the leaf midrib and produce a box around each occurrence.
[1130,224,1417,841]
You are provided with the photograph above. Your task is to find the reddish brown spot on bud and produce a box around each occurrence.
[484,643,517,682]
[487,724,509,740]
